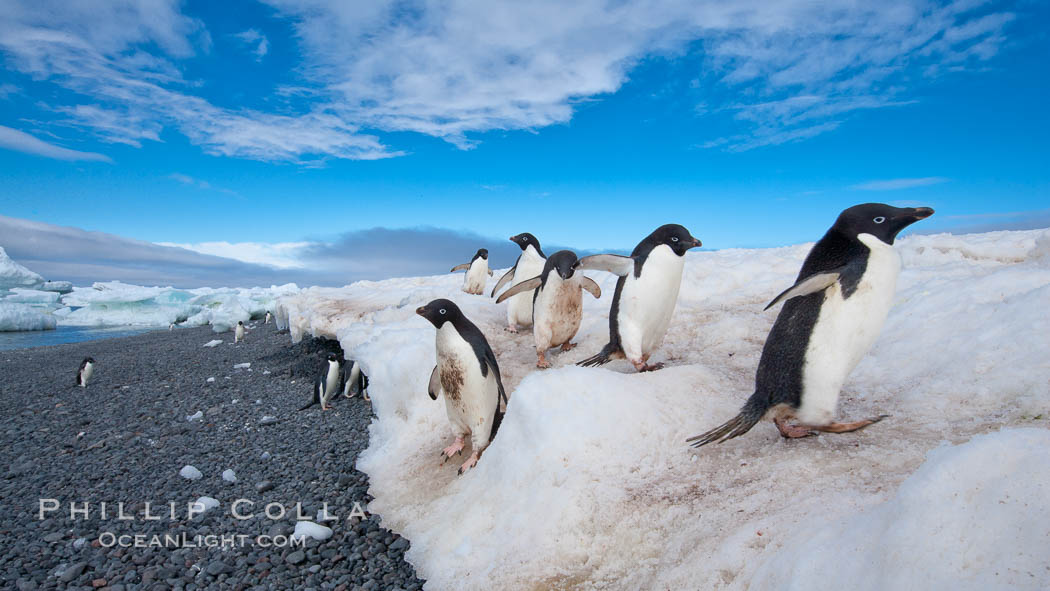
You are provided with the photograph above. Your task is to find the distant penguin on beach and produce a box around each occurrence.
[341,360,370,401]
[491,233,546,332]
[687,203,934,447]
[235,321,245,343]
[451,248,494,295]
[496,250,602,368]
[169,323,174,331]
[417,299,507,474]
[576,224,702,372]
[300,353,342,411]
[265,311,272,324]
[76,357,95,387]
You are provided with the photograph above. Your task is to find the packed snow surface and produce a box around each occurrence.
[277,229,1050,590]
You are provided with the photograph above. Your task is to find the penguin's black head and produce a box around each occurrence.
[649,224,702,256]
[326,353,339,363]
[416,298,462,328]
[834,203,935,245]
[546,250,579,280]
[238,321,244,325]
[83,357,95,364]
[475,248,489,260]
[509,233,540,252]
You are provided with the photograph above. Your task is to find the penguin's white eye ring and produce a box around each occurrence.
[873,216,886,224]
[671,237,679,242]
[439,309,446,315]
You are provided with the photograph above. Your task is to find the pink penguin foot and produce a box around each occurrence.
[457,451,480,475]
[505,325,520,333]
[631,359,665,372]
[440,437,465,463]
[560,342,577,352]
[536,352,550,369]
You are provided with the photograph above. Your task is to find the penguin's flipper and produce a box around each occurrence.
[574,254,634,277]
[764,270,842,311]
[579,276,601,299]
[450,263,471,273]
[494,276,542,304]
[490,265,517,297]
[428,365,440,400]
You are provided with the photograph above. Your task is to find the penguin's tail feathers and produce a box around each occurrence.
[298,400,317,412]
[489,404,505,443]
[576,343,622,368]
[686,393,766,448]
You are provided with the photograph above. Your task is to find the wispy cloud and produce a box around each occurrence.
[167,172,238,196]
[234,29,269,61]
[156,240,315,269]
[0,125,112,162]
[851,177,950,191]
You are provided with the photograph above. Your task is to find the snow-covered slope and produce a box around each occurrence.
[277,228,1050,590]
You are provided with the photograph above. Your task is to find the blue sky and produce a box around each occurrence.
[0,0,1047,286]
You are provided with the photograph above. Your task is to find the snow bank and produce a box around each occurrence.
[0,246,44,290]
[278,228,1050,590]
[0,302,57,331]
[751,428,1050,591]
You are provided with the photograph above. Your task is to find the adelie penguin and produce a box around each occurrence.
[235,321,245,343]
[76,357,95,387]
[576,224,702,372]
[264,311,272,324]
[496,250,602,368]
[491,233,546,332]
[341,360,370,402]
[451,248,494,295]
[687,203,934,447]
[417,299,508,474]
[300,353,343,411]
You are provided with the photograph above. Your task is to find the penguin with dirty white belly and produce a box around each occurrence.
[576,224,702,372]
[451,248,494,295]
[299,353,343,411]
[341,360,370,401]
[76,357,95,387]
[687,203,934,447]
[235,321,245,343]
[496,250,602,368]
[416,299,508,475]
[265,311,272,324]
[491,233,546,332]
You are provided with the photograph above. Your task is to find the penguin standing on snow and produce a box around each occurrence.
[576,224,702,372]
[300,353,343,411]
[496,250,602,368]
[235,321,245,343]
[687,203,934,447]
[76,357,95,387]
[451,248,494,295]
[417,299,508,474]
[341,360,370,401]
[491,233,546,332]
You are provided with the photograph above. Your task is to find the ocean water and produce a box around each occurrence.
[0,325,158,351]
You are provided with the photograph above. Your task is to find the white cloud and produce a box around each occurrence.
[156,241,315,269]
[0,124,112,162]
[166,172,238,195]
[851,177,950,191]
[0,0,1018,160]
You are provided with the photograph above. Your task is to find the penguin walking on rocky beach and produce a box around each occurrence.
[300,353,343,411]
[496,250,602,368]
[76,357,95,387]
[417,299,507,474]
[235,321,245,343]
[491,233,547,332]
[451,248,494,295]
[265,311,272,324]
[576,224,702,372]
[687,203,934,447]
[341,360,370,402]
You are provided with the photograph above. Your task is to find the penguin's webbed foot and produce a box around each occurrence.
[457,451,479,475]
[505,324,520,333]
[560,342,577,352]
[774,418,816,439]
[440,437,465,463]
[536,352,550,369]
[632,360,665,372]
[811,415,889,434]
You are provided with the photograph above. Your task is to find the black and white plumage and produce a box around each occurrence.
[417,299,507,475]
[299,353,343,411]
[265,311,272,324]
[496,250,601,368]
[341,360,370,401]
[687,203,934,447]
[451,248,494,295]
[491,233,546,331]
[76,357,95,387]
[235,321,245,343]
[576,224,701,372]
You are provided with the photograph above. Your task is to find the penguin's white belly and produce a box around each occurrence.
[436,324,498,447]
[797,234,901,425]
[323,363,341,403]
[616,246,685,359]
[507,249,545,326]
[533,277,583,350]
[463,259,488,294]
[80,364,94,386]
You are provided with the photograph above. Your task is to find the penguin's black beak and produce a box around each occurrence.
[415,306,426,316]
[906,207,935,220]
[690,237,702,248]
